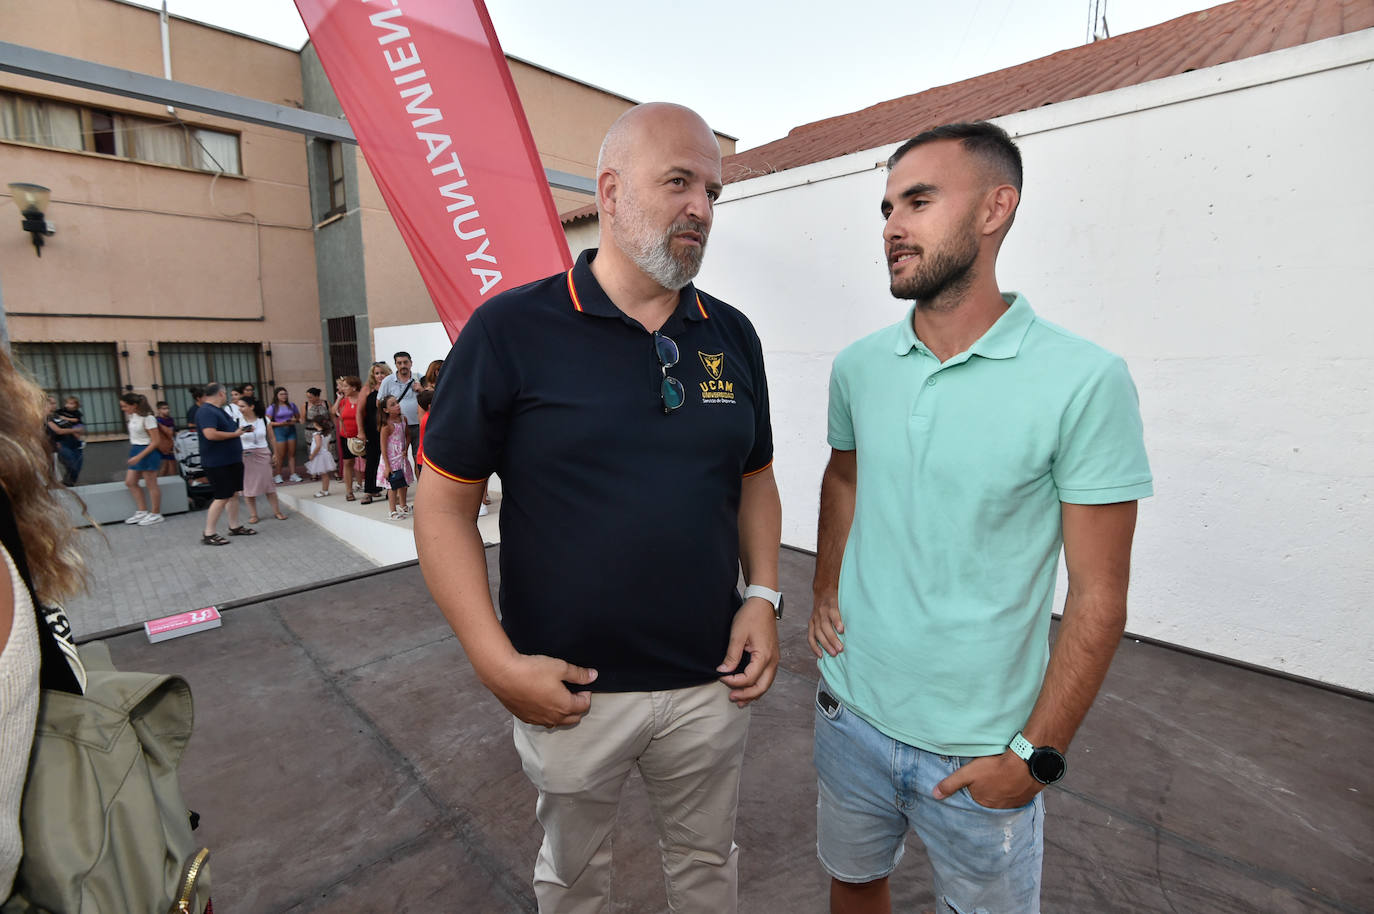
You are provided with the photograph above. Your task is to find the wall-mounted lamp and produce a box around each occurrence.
[7,183,56,257]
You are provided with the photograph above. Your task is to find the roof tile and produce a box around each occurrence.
[722,0,1371,184]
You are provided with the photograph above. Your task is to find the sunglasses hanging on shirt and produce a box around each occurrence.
[654,331,685,415]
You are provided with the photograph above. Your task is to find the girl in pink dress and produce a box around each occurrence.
[376,395,414,519]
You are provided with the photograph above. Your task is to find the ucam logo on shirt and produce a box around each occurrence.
[698,351,736,405]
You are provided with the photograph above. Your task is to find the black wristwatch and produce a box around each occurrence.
[1009,731,1067,785]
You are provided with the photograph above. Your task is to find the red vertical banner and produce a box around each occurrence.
[294,0,573,341]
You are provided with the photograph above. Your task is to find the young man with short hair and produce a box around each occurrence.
[810,122,1152,913]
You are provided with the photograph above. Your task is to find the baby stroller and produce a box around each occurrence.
[173,429,215,510]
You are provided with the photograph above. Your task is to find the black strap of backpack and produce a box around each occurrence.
[0,485,84,694]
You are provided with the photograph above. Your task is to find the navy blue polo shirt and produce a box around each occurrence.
[424,249,774,692]
[195,403,242,468]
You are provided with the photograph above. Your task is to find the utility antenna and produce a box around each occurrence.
[1088,0,1111,42]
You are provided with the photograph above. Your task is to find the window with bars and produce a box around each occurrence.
[158,343,262,422]
[0,90,241,174]
[12,342,124,435]
[326,317,360,385]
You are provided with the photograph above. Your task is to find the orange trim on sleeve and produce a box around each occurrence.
[696,294,709,319]
[422,455,487,485]
[741,459,773,478]
[567,270,583,312]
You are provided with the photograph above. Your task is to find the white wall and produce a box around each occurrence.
[696,31,1374,692]
[371,321,453,382]
[564,219,600,259]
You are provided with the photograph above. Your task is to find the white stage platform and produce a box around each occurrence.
[277,484,501,566]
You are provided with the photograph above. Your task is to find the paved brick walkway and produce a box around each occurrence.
[63,494,378,638]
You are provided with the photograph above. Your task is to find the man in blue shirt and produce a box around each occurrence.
[809,122,1151,913]
[194,382,252,546]
[377,352,420,461]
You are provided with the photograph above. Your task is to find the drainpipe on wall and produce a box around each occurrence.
[161,2,175,115]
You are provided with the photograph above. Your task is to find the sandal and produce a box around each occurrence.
[313,491,331,498]
[274,513,288,521]
[345,493,356,501]
[360,497,375,505]
[227,526,258,536]
[201,533,229,546]
[248,516,260,524]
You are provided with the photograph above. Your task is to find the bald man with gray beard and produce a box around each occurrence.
[416,103,782,913]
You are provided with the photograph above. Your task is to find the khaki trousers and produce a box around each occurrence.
[512,680,751,914]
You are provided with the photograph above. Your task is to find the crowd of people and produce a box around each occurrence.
[322,351,473,520]
[177,353,451,539]
[37,350,458,539]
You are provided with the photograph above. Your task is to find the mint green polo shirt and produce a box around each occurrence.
[818,293,1152,756]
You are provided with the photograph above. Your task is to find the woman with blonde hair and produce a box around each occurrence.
[119,392,163,526]
[0,347,86,896]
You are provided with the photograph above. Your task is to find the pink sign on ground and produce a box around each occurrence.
[145,607,222,643]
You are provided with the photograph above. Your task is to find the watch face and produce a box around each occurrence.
[1029,748,1067,784]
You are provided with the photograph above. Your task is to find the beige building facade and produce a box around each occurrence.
[2,0,319,447]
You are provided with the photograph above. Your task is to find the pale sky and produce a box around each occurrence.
[129,0,1225,150]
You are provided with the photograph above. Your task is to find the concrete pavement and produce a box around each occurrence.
[63,482,378,637]
[91,546,1374,913]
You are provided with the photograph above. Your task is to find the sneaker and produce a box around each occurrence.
[273,474,283,484]
[289,473,302,483]
[124,511,149,525]
[478,503,489,516]
[137,513,164,526]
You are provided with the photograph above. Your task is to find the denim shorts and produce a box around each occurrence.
[127,445,162,473]
[813,678,1044,913]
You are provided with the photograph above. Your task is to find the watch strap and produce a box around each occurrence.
[743,585,783,619]
[1009,731,1035,761]
[742,584,782,608]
